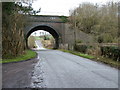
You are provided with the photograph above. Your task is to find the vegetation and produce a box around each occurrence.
[101,46,120,61]
[74,44,88,53]
[2,2,26,58]
[59,16,69,23]
[28,36,36,48]
[2,2,40,59]
[93,56,120,69]
[34,36,41,40]
[1,50,37,64]
[41,35,55,48]
[69,2,118,43]
[60,49,120,69]
[68,1,119,67]
[74,44,120,60]
[60,49,95,59]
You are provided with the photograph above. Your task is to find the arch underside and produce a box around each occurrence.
[26,25,60,49]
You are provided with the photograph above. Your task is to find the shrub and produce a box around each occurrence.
[74,44,88,53]
[101,46,120,61]
[28,36,36,48]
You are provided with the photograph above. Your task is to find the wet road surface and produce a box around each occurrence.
[31,40,119,88]
[2,40,119,88]
[31,50,118,88]
[2,58,38,88]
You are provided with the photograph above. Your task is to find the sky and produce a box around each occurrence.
[31,0,118,36]
[32,0,118,16]
[31,30,50,36]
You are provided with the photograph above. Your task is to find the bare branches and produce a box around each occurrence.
[69,2,118,43]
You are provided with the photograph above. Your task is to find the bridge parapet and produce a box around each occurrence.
[27,15,64,23]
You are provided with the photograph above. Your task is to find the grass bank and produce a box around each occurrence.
[59,49,95,59]
[59,49,120,69]
[0,50,37,64]
[92,56,120,69]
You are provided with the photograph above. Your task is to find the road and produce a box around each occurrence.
[31,40,119,88]
[2,58,38,88]
[3,40,119,88]
[35,40,46,50]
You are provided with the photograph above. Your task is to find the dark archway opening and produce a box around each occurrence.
[26,25,60,49]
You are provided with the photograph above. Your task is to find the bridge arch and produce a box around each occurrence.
[26,25,60,49]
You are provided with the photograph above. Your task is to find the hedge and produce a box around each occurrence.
[74,44,120,61]
[101,46,120,61]
[74,44,88,53]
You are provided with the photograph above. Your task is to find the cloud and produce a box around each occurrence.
[32,0,118,16]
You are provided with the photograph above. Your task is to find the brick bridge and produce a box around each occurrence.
[24,15,67,49]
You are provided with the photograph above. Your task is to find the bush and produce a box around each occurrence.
[74,44,120,61]
[74,44,88,53]
[101,46,120,61]
[28,36,36,48]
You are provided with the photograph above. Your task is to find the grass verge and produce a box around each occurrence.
[92,56,120,69]
[0,50,37,64]
[59,49,95,59]
[59,49,120,69]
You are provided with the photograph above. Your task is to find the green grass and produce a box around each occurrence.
[0,50,37,64]
[59,49,95,59]
[59,49,120,69]
[34,36,41,40]
[92,56,120,69]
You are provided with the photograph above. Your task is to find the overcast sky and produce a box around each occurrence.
[31,30,50,36]
[31,0,118,36]
[32,0,118,16]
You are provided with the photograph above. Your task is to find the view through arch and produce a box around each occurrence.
[28,30,55,50]
[26,25,60,49]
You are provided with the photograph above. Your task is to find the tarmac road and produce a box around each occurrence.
[2,40,119,88]
[31,40,119,88]
[2,58,38,88]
